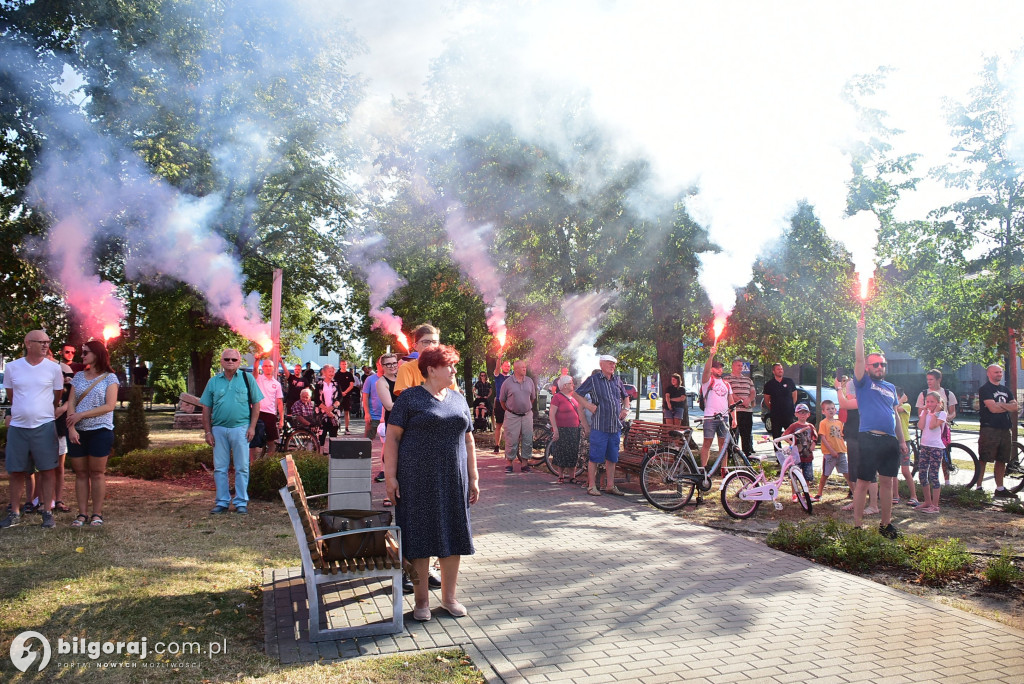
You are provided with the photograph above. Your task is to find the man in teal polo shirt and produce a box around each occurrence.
[201,349,262,515]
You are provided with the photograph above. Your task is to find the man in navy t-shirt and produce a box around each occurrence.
[978,364,1020,498]
[852,315,908,539]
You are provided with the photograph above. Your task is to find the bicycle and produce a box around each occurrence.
[907,419,980,488]
[1000,422,1024,493]
[543,430,591,482]
[720,428,814,519]
[256,415,324,459]
[639,402,754,511]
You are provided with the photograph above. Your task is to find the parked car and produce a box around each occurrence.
[760,384,839,433]
[0,372,6,404]
[623,384,639,401]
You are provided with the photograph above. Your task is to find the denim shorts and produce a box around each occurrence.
[588,429,620,464]
[663,407,684,420]
[702,417,729,441]
[68,428,115,459]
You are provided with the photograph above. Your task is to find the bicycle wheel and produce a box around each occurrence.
[529,424,552,465]
[285,429,318,453]
[573,435,591,482]
[721,470,759,519]
[789,469,813,514]
[543,439,559,476]
[640,450,695,511]
[948,442,981,488]
[1004,442,1024,493]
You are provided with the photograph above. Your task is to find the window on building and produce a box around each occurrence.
[319,342,330,357]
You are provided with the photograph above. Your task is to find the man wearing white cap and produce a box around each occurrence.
[572,354,631,496]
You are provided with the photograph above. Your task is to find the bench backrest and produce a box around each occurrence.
[281,454,328,571]
[623,419,688,455]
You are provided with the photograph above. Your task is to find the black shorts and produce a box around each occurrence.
[857,432,899,481]
[494,402,506,422]
[258,412,281,442]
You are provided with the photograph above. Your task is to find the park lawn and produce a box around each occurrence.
[0,411,484,683]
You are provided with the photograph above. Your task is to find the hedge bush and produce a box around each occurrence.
[248,452,329,501]
[768,518,973,584]
[110,443,213,479]
[114,386,150,455]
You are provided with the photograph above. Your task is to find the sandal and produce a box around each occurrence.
[557,476,565,484]
[587,487,602,496]
[382,498,393,507]
[89,514,104,527]
[54,500,71,513]
[908,499,921,507]
[71,514,88,527]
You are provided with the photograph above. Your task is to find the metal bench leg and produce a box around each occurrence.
[306,574,321,641]
[392,571,403,630]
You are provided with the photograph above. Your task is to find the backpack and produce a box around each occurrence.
[698,381,710,412]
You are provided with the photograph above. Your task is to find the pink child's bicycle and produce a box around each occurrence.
[719,427,815,519]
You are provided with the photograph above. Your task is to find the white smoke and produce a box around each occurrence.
[341,1,1024,315]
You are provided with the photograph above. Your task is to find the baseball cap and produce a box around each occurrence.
[795,403,810,413]
[711,359,724,368]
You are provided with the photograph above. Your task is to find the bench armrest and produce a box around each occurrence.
[305,493,330,501]
[315,524,402,543]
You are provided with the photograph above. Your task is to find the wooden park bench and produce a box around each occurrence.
[618,419,691,475]
[278,454,405,641]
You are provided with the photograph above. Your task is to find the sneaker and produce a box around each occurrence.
[994,488,1019,499]
[374,471,386,483]
[210,505,230,514]
[402,573,414,595]
[40,511,55,529]
[505,465,513,474]
[235,507,248,515]
[879,523,902,540]
[0,511,22,528]
[521,464,532,473]
[811,495,821,502]
[492,446,499,454]
[20,502,35,516]
[428,569,442,588]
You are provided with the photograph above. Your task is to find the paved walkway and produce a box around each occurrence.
[264,444,1024,683]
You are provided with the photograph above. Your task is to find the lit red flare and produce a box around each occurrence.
[395,331,410,352]
[102,325,120,342]
[712,316,726,343]
[255,335,273,353]
[857,272,873,301]
[495,329,507,350]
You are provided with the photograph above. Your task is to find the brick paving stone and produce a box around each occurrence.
[263,449,1024,683]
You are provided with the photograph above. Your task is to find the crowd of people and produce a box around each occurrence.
[2,313,1021,617]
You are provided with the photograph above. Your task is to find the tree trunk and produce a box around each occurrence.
[654,320,685,423]
[190,349,214,397]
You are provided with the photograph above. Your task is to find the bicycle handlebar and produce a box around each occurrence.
[772,425,812,448]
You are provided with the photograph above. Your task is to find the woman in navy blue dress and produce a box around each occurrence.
[383,344,480,622]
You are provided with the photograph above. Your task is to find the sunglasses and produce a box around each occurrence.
[383,362,398,367]
[868,362,887,368]
[222,357,240,362]
[62,349,75,355]
[27,339,50,345]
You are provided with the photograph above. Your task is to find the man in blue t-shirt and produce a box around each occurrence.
[852,316,908,539]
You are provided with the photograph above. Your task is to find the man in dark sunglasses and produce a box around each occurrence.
[852,315,908,540]
[199,349,263,516]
